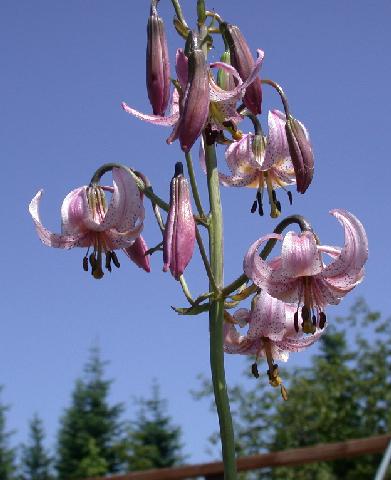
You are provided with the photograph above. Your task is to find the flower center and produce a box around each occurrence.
[294,277,327,333]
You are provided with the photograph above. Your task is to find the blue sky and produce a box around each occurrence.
[1,0,391,466]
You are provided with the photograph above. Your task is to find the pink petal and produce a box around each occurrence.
[322,209,368,283]
[121,101,179,126]
[123,235,151,272]
[223,323,257,355]
[29,190,84,249]
[247,290,287,342]
[61,187,90,235]
[175,49,188,88]
[233,308,251,327]
[263,110,290,170]
[281,231,323,278]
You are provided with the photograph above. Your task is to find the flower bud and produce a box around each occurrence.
[285,116,314,193]
[124,235,151,272]
[177,33,209,152]
[146,1,170,116]
[163,162,196,280]
[217,51,236,91]
[222,23,262,115]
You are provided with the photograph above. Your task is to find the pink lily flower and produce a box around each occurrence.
[122,48,264,151]
[199,110,296,217]
[243,209,368,331]
[29,167,145,279]
[224,290,323,395]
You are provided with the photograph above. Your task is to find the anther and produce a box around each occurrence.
[89,253,97,269]
[275,200,281,212]
[251,363,260,378]
[312,314,317,326]
[258,202,264,216]
[319,312,327,329]
[287,191,293,205]
[111,251,121,269]
[250,200,257,213]
[83,256,89,272]
[281,384,288,401]
[294,311,299,332]
[105,252,112,272]
[301,305,310,322]
[271,189,277,202]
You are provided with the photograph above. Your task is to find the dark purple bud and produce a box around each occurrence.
[146,1,170,115]
[177,34,209,152]
[222,23,262,115]
[285,116,314,194]
[163,163,196,280]
[124,235,151,272]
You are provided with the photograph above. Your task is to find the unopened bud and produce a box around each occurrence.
[163,163,196,279]
[217,51,236,91]
[285,116,314,194]
[222,23,262,115]
[146,1,170,115]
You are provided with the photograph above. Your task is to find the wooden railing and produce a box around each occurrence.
[86,434,391,480]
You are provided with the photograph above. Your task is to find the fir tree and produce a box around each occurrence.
[20,414,52,480]
[0,388,17,480]
[55,347,124,480]
[122,382,184,471]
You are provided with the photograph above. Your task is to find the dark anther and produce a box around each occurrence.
[251,363,260,378]
[256,191,263,215]
[267,363,279,380]
[271,189,277,202]
[294,311,299,332]
[301,305,310,322]
[319,312,327,329]
[111,251,121,269]
[312,314,317,326]
[222,120,235,130]
[204,124,219,145]
[287,191,293,205]
[89,253,97,269]
[276,200,281,212]
[258,202,264,216]
[105,252,112,272]
[251,200,257,213]
[83,256,89,272]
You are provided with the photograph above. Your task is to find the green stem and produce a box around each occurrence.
[170,0,188,28]
[261,78,291,117]
[185,151,206,218]
[204,140,237,480]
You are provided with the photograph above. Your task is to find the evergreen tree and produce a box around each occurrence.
[196,299,391,479]
[122,383,184,471]
[20,414,52,480]
[0,388,17,480]
[56,347,124,480]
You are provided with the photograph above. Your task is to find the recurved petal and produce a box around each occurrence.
[29,190,84,249]
[122,102,179,126]
[61,187,90,235]
[263,110,290,170]
[322,209,368,282]
[123,235,151,272]
[281,231,323,278]
[247,290,287,342]
[223,323,256,355]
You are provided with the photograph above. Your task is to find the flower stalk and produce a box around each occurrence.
[204,140,237,480]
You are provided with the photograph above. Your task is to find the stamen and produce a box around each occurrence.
[105,252,112,272]
[89,253,97,269]
[250,200,257,213]
[312,314,317,326]
[319,311,327,329]
[251,363,260,378]
[287,191,293,205]
[294,311,299,332]
[281,384,288,401]
[82,256,89,272]
[111,251,121,269]
[256,190,264,216]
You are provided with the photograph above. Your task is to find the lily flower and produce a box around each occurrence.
[122,47,264,151]
[224,290,323,396]
[163,162,195,280]
[199,110,296,217]
[29,168,145,279]
[243,209,368,331]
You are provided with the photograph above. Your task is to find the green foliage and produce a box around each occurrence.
[55,347,124,480]
[121,382,184,471]
[0,389,17,480]
[196,298,391,479]
[20,414,52,480]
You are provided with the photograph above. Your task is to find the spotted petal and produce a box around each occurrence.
[281,230,323,278]
[247,291,287,342]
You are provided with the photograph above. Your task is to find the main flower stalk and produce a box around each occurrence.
[204,140,237,480]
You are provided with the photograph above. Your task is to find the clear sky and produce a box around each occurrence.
[1,0,390,466]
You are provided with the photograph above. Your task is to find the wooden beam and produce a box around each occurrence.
[86,434,391,480]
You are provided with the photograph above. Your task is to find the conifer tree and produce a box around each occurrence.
[20,414,52,480]
[55,347,124,480]
[122,383,184,471]
[0,388,17,480]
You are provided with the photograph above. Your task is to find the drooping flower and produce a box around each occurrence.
[224,290,323,396]
[146,1,171,116]
[243,209,368,331]
[163,162,195,280]
[221,22,263,115]
[29,168,145,279]
[199,110,297,217]
[122,45,264,152]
